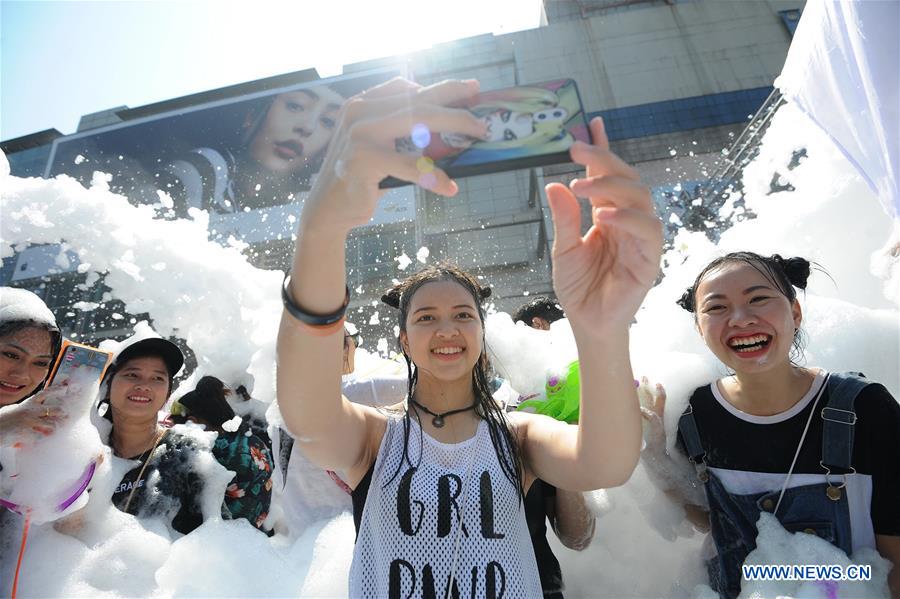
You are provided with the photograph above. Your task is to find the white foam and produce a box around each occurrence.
[1,95,897,596]
[0,373,106,525]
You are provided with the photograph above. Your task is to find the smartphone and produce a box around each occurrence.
[380,78,591,188]
[46,340,112,388]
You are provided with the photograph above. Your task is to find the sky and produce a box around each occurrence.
[0,0,544,141]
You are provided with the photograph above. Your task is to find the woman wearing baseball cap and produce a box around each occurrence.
[100,335,209,535]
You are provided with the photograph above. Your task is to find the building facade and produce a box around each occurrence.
[2,0,804,347]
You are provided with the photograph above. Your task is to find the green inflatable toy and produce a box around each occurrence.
[517,360,580,423]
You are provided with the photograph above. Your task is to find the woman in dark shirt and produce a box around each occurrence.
[642,252,900,597]
[100,336,207,535]
[178,375,273,532]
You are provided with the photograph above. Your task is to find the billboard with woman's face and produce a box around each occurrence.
[44,69,412,244]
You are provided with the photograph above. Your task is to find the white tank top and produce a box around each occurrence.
[350,415,542,598]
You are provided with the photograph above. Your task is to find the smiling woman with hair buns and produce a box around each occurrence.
[641,251,900,598]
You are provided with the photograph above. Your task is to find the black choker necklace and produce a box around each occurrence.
[409,398,477,428]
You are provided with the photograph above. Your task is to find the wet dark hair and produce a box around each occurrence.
[0,320,63,403]
[676,251,814,361]
[381,262,525,502]
[511,296,565,327]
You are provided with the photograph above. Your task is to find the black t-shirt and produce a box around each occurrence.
[111,429,206,535]
[677,373,900,546]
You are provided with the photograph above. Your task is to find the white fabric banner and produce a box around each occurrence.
[777,0,899,220]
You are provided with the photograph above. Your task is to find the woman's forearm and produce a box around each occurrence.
[276,220,354,458]
[520,327,642,492]
[573,325,642,488]
[288,218,350,312]
[552,489,596,550]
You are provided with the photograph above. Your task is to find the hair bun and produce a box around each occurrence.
[180,375,235,427]
[773,255,811,290]
[381,288,401,309]
[479,286,492,300]
[676,288,695,312]
[196,375,227,401]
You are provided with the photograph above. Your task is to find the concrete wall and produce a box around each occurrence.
[337,0,803,340]
[5,0,805,345]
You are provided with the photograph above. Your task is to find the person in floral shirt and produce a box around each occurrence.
[178,376,273,533]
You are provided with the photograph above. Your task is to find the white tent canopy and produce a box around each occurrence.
[778,0,899,221]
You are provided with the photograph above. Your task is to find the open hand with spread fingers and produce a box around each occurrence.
[301,78,488,235]
[545,117,663,335]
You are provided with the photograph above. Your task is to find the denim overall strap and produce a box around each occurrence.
[678,403,710,482]
[703,472,764,598]
[821,372,869,475]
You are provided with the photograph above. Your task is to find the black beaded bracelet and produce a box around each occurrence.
[281,274,350,327]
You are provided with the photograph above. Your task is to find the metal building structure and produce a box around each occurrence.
[2,0,805,346]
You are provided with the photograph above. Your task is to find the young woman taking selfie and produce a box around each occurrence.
[275,78,663,596]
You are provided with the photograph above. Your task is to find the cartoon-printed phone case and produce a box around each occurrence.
[382,79,591,188]
[46,341,112,388]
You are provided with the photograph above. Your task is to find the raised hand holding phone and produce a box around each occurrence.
[1,342,110,447]
[300,78,488,235]
[286,78,487,324]
[381,78,591,188]
[0,340,111,521]
[281,78,490,480]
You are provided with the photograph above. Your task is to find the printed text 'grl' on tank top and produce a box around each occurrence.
[350,416,542,598]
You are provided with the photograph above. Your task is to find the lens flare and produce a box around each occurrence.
[411,123,431,149]
[416,156,435,174]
